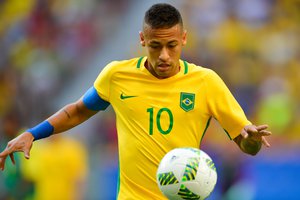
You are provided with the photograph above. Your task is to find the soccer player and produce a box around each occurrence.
[0,3,271,199]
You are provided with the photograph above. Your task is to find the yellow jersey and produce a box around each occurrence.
[94,57,251,199]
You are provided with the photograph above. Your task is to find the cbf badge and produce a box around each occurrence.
[180,92,195,112]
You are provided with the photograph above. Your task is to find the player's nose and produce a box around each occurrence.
[159,47,170,61]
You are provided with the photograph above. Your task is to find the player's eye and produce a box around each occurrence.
[149,45,160,49]
[168,43,177,48]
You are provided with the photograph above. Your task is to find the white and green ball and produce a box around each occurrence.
[157,148,217,200]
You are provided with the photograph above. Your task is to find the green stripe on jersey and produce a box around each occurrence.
[200,117,212,143]
[116,165,120,199]
[224,129,233,140]
[183,61,188,74]
[136,57,144,68]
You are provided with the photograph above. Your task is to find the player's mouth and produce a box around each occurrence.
[157,63,171,72]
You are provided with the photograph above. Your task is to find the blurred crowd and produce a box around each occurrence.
[0,0,129,124]
[0,0,299,199]
[0,0,129,199]
[179,0,300,145]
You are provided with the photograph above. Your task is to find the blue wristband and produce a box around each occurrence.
[27,121,54,141]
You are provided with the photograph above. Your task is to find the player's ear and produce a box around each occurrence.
[182,30,187,46]
[139,31,146,46]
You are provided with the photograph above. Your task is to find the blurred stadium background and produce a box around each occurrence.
[0,0,299,199]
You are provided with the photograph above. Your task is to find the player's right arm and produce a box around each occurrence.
[0,86,109,170]
[47,96,99,134]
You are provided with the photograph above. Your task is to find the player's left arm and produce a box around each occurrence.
[233,124,272,155]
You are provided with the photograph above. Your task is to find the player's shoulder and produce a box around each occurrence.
[105,57,142,71]
[98,57,142,78]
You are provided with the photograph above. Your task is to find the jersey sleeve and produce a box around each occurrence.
[205,69,252,140]
[93,61,117,102]
[82,87,110,111]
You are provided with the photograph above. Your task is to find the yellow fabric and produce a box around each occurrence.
[94,57,251,199]
[21,136,88,200]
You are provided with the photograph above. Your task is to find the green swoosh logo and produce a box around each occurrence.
[120,93,137,100]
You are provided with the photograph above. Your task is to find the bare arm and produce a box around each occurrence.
[234,124,272,155]
[0,98,98,170]
[48,97,98,134]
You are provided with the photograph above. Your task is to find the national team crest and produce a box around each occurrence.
[180,92,195,112]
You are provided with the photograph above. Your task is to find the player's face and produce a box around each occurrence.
[140,24,187,79]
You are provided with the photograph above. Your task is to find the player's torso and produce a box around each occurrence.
[107,57,212,199]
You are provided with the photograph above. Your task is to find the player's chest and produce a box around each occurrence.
[109,77,206,115]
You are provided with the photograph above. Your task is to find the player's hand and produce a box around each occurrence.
[0,132,34,171]
[240,124,272,147]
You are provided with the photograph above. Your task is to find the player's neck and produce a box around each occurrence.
[144,60,180,79]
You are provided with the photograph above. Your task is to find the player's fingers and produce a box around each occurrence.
[23,148,30,159]
[244,125,258,134]
[256,125,268,131]
[0,148,11,158]
[259,130,272,136]
[262,136,271,147]
[0,150,6,158]
[0,156,7,171]
[9,153,15,165]
[240,129,249,138]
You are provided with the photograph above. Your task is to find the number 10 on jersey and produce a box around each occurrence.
[147,107,174,135]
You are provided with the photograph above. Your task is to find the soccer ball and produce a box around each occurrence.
[156,147,217,200]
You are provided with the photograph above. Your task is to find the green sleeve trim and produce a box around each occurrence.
[223,129,233,140]
[200,117,212,143]
[183,60,188,74]
[116,164,120,198]
[136,57,144,68]
[214,118,234,140]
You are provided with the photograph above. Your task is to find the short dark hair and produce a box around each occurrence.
[143,3,183,29]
